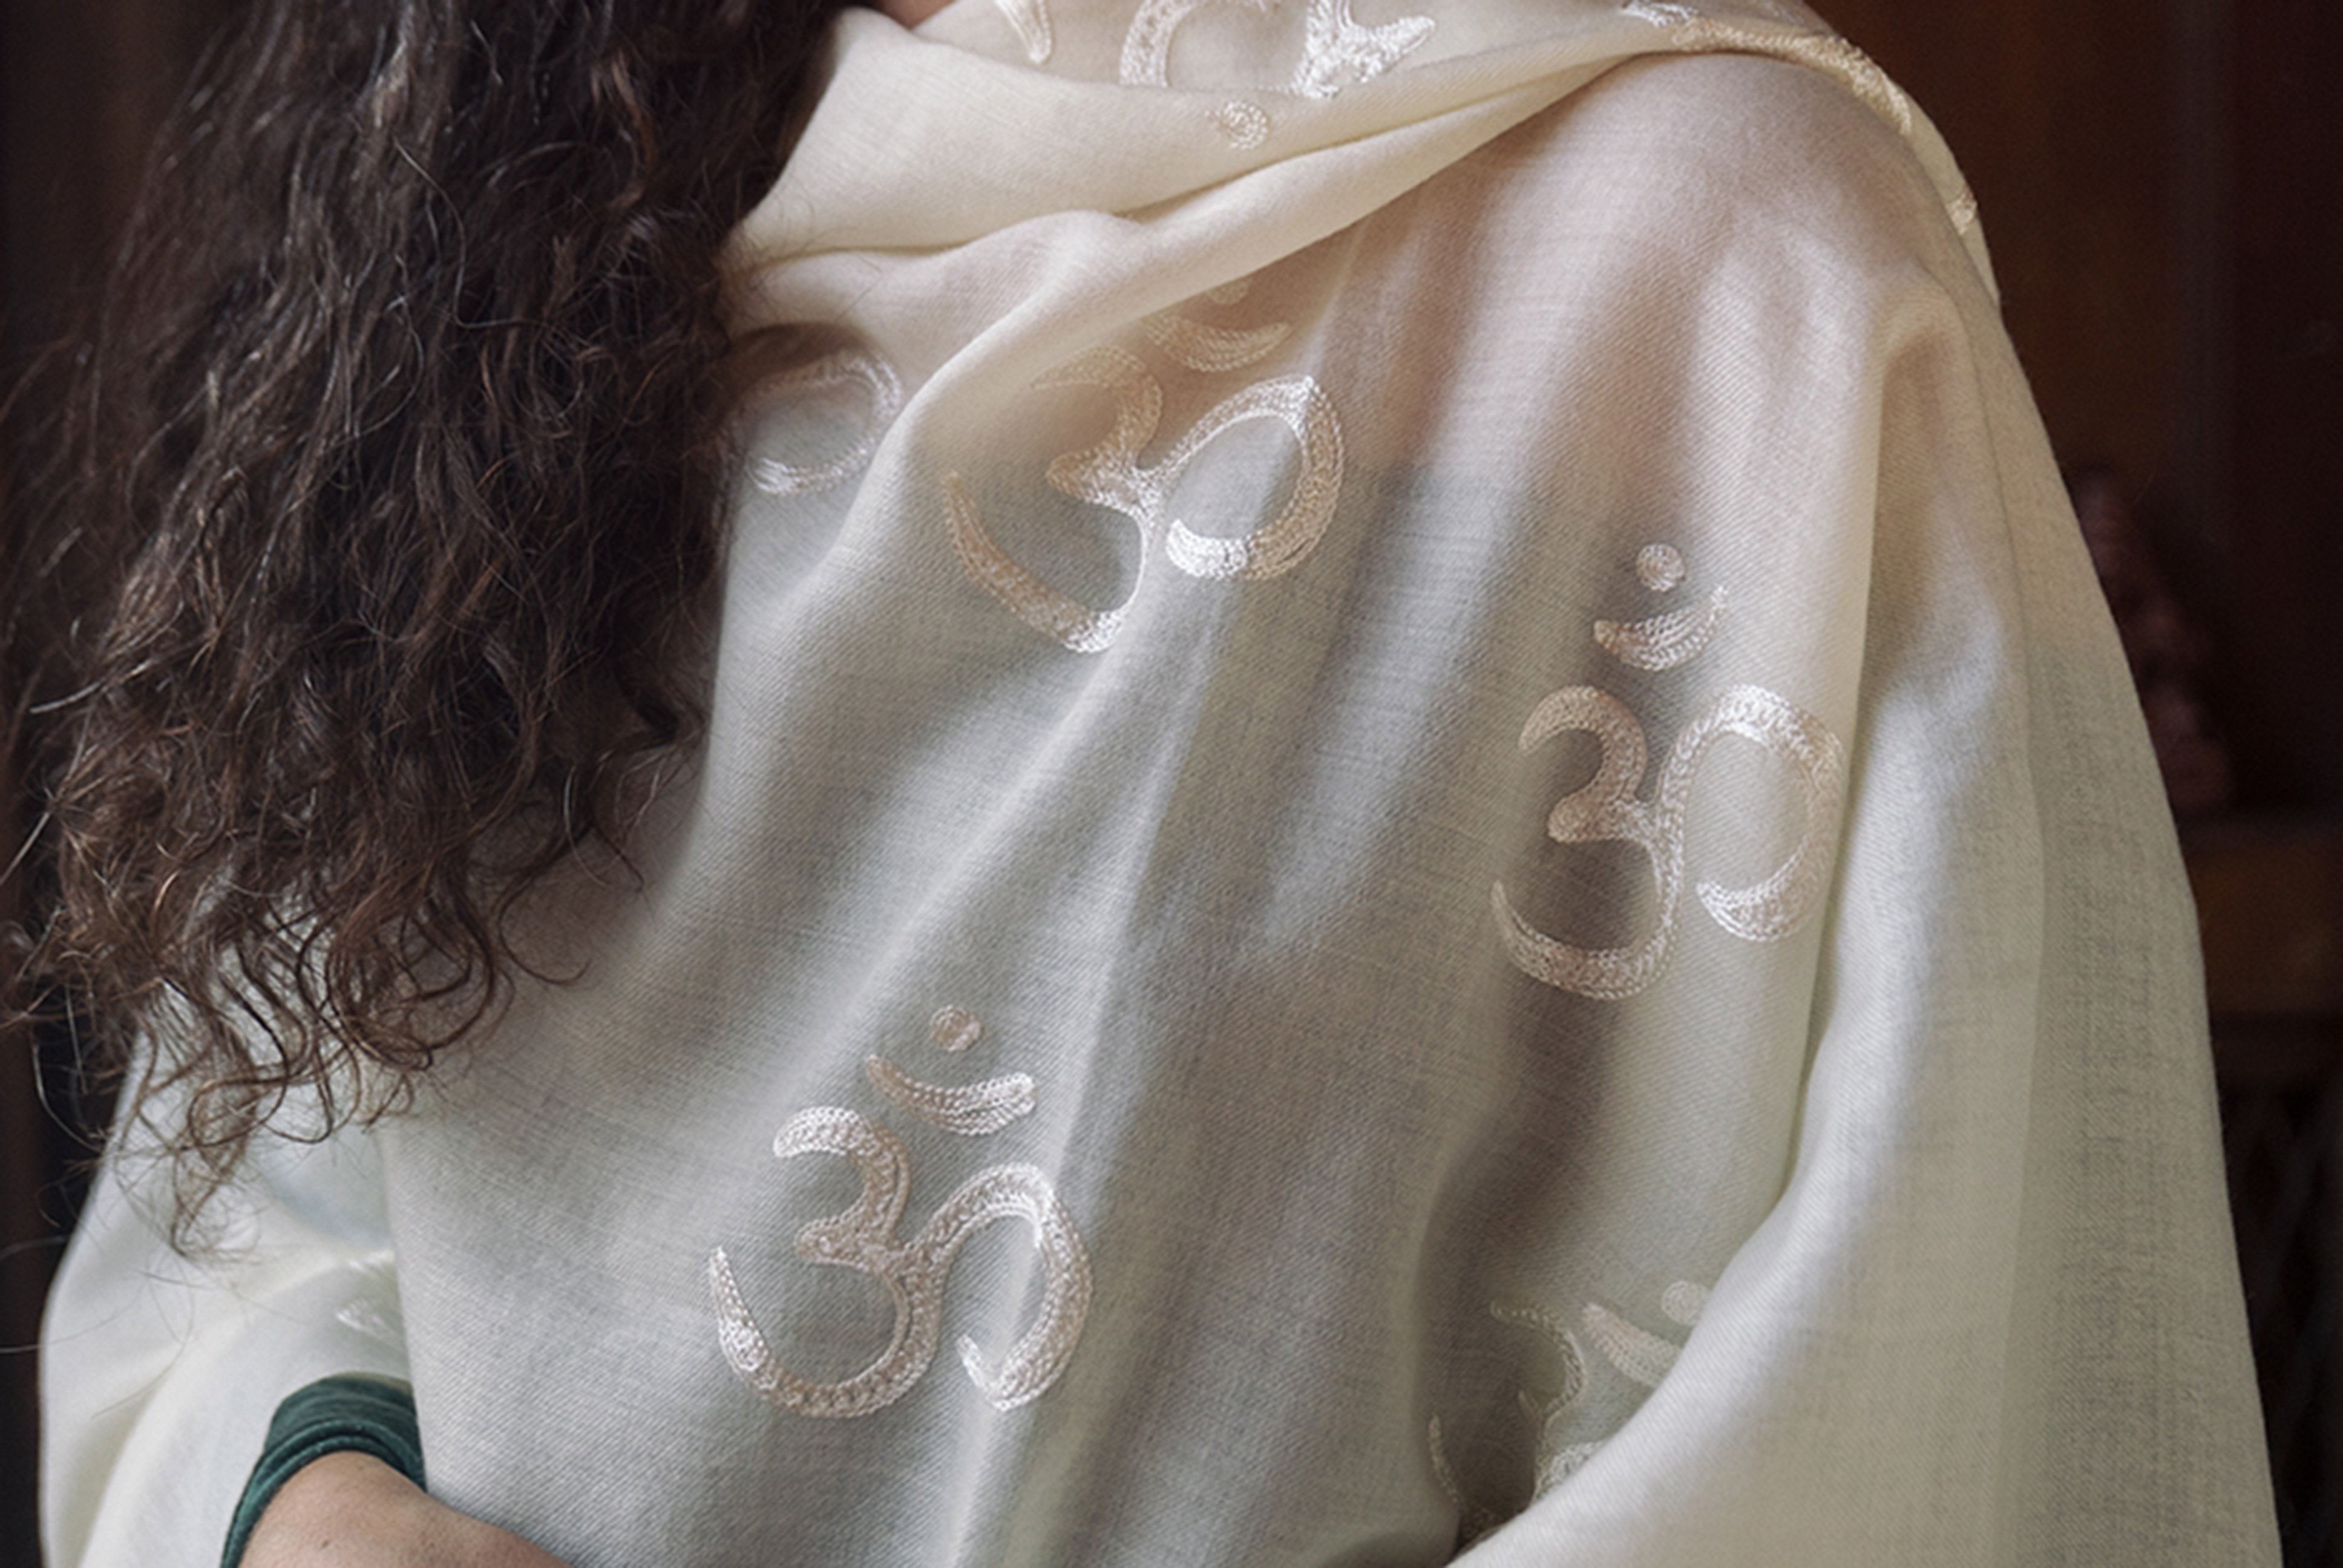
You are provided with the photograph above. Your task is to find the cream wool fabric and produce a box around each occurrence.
[43,0,2278,1563]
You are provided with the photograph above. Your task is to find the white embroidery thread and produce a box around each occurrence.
[1119,0,1263,88]
[1142,307,1291,373]
[1493,683,1846,997]
[1495,546,1845,999]
[1594,587,1729,671]
[332,1256,405,1350]
[749,348,903,498]
[1582,1301,1681,1387]
[1623,3,1915,139]
[948,293,1345,650]
[1490,1301,1595,1496]
[992,0,1055,62]
[1211,99,1273,149]
[1431,1280,1709,1521]
[1426,1416,1502,1546]
[1122,0,1430,101]
[1595,540,1727,670]
[710,1010,1092,1417]
[1159,377,1345,580]
[1945,181,1979,236]
[931,1005,983,1053]
[1636,541,1687,592]
[865,1054,1038,1137]
[1290,0,1435,99]
[947,472,1132,654]
[1660,1279,1710,1326]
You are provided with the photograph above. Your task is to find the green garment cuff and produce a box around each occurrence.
[222,1373,425,1568]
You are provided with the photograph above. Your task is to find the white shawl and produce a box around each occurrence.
[44,0,2278,1563]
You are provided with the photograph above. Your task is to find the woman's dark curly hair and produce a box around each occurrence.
[8,0,847,1239]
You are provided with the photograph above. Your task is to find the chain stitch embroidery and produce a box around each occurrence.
[1660,1279,1710,1325]
[1426,1415,1501,1546]
[749,348,903,498]
[947,289,1345,650]
[1487,1302,1594,1497]
[930,1005,983,1053]
[1582,1301,1681,1387]
[1636,541,1686,592]
[1142,305,1291,373]
[1119,0,1264,88]
[1430,1279,1710,1530]
[1290,0,1435,98]
[1211,99,1272,149]
[1493,546,1846,999]
[1034,345,1341,582]
[865,1054,1039,1136]
[1161,377,1344,579]
[708,1008,1092,1417]
[1622,0,1979,235]
[1594,552,1729,671]
[1121,0,1430,104]
[947,474,1129,653]
[1595,591,1729,670]
[1623,2,1915,140]
[992,0,1055,62]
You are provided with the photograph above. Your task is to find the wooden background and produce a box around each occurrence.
[5,0,2339,1562]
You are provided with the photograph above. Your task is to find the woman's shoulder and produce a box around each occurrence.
[1417,48,1981,298]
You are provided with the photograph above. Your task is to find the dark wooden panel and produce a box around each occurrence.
[1822,0,2180,502]
[1826,0,2343,816]
[2189,824,2343,1022]
[2218,0,2343,809]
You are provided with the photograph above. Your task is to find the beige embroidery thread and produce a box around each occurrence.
[1211,99,1273,149]
[1493,682,1846,997]
[1291,0,1435,99]
[1123,0,1430,99]
[948,294,1345,650]
[1636,542,1686,592]
[1623,2,1916,141]
[1594,587,1730,671]
[1142,307,1291,374]
[749,348,903,498]
[1430,1279,1710,1523]
[1119,0,1253,88]
[710,1010,1092,1417]
[930,1005,983,1053]
[1495,545,1846,999]
[865,1054,1038,1137]
[992,0,1055,63]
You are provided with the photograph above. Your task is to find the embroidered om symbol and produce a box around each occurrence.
[946,279,1345,653]
[1492,546,1846,999]
[708,1008,1093,1417]
[1429,1279,1711,1537]
[1118,0,1437,148]
[744,347,903,499]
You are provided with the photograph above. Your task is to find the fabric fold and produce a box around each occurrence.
[44,1,2270,1563]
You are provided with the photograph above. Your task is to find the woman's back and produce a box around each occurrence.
[39,2,2276,1563]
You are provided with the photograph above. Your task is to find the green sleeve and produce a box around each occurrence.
[221,1373,425,1568]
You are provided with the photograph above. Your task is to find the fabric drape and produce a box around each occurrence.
[44,0,2277,1563]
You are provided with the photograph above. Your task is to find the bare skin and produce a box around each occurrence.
[880,0,954,25]
[243,1453,573,1568]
